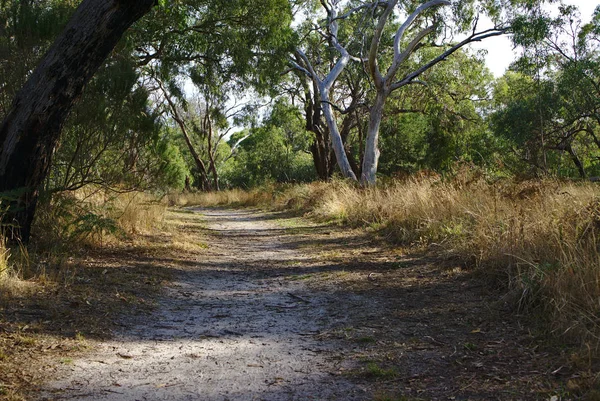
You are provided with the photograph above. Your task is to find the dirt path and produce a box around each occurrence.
[39,209,368,401]
[39,208,572,401]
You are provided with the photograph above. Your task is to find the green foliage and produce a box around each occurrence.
[377,49,495,175]
[490,4,600,178]
[222,100,316,187]
[134,0,294,94]
[0,0,77,117]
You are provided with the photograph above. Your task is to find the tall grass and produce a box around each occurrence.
[0,189,168,298]
[34,189,167,248]
[0,237,30,301]
[184,176,600,349]
[171,185,277,208]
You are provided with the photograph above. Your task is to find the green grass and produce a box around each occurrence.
[365,362,398,379]
[355,336,377,344]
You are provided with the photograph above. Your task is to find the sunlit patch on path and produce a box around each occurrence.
[40,208,367,401]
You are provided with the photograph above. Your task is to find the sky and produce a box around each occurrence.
[468,0,599,77]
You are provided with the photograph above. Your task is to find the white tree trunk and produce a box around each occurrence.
[320,86,357,181]
[361,91,386,186]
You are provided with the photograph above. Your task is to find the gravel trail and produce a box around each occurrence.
[40,208,366,401]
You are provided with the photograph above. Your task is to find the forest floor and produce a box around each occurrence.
[2,207,586,400]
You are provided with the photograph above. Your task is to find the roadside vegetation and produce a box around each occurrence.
[2,0,600,398]
[0,190,185,400]
[181,174,600,356]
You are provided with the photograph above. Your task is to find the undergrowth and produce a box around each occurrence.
[0,188,171,400]
[181,174,600,355]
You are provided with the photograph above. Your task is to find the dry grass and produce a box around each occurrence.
[110,192,167,236]
[170,185,276,208]
[34,189,168,249]
[186,176,600,352]
[0,238,33,303]
[0,189,180,400]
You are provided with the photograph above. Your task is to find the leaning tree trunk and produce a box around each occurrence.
[0,0,155,242]
[361,91,386,186]
[320,87,357,181]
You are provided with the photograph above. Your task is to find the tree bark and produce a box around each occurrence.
[361,91,386,186]
[320,88,357,181]
[206,113,220,191]
[566,143,586,179]
[300,75,334,180]
[0,0,155,242]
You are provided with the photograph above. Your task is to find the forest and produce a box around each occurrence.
[1,0,600,400]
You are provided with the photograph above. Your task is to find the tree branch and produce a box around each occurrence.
[391,27,508,91]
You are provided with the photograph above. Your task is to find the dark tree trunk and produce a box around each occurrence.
[0,0,156,242]
[566,144,586,179]
[304,82,335,180]
[206,113,220,191]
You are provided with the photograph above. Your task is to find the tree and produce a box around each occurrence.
[489,4,600,178]
[138,0,293,189]
[359,0,506,185]
[291,0,361,181]
[291,0,508,185]
[0,0,156,242]
[223,99,315,187]
[377,48,494,175]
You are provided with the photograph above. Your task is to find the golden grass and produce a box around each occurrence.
[0,238,33,302]
[111,192,167,236]
[171,185,275,208]
[186,176,600,350]
[34,189,168,248]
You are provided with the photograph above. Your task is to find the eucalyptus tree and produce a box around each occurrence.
[377,48,494,174]
[291,0,363,181]
[358,0,509,185]
[292,0,512,185]
[140,0,294,190]
[183,81,251,191]
[490,4,600,178]
[1,1,188,201]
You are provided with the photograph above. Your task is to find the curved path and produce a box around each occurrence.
[40,208,367,401]
[39,207,567,400]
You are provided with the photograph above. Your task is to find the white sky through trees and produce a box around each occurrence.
[469,0,599,77]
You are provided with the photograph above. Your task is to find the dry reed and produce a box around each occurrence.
[184,177,600,349]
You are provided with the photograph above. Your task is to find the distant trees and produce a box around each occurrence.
[490,5,600,178]
[223,100,315,187]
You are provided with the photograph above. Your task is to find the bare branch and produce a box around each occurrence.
[390,27,508,91]
[393,0,450,58]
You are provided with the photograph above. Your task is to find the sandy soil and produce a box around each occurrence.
[38,209,369,401]
[37,208,575,401]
